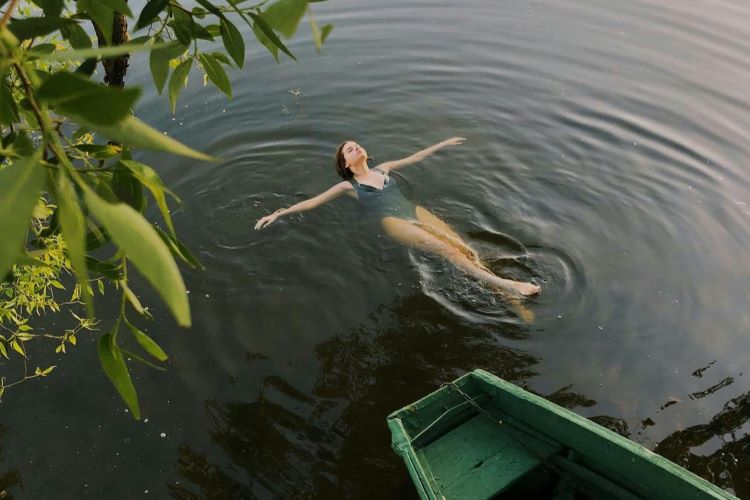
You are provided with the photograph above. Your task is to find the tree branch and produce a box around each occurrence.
[12,63,48,138]
[0,0,19,30]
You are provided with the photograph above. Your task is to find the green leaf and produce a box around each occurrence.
[98,333,140,419]
[156,227,205,270]
[118,160,179,236]
[308,11,322,52]
[10,340,25,356]
[0,342,8,359]
[32,0,64,17]
[73,143,122,159]
[209,52,232,65]
[60,22,92,49]
[149,39,187,95]
[263,0,308,39]
[220,18,244,68]
[112,165,146,212]
[8,17,75,40]
[321,24,333,44]
[56,172,93,317]
[45,40,162,61]
[121,282,152,319]
[12,130,35,156]
[148,50,169,96]
[37,72,141,126]
[84,115,215,161]
[251,21,279,62]
[127,323,168,362]
[0,74,19,127]
[0,150,45,280]
[83,188,191,327]
[199,53,232,98]
[79,0,114,44]
[249,12,296,61]
[14,253,50,268]
[118,348,165,371]
[205,24,221,38]
[135,0,168,30]
[75,58,98,76]
[168,58,193,115]
[170,10,194,46]
[27,43,57,58]
[191,23,215,41]
[222,1,285,62]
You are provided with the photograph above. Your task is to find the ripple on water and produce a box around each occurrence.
[411,223,586,329]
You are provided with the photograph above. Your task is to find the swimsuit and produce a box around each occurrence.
[349,167,418,219]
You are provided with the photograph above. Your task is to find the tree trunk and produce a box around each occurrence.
[92,9,130,87]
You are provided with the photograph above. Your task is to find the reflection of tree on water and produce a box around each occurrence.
[654,391,750,498]
[165,294,747,499]
[168,294,542,499]
[0,422,23,499]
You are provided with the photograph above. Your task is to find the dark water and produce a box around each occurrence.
[4,0,750,497]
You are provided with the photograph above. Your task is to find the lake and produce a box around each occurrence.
[3,0,750,497]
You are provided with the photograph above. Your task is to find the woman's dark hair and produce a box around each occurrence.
[334,141,375,180]
[334,140,353,180]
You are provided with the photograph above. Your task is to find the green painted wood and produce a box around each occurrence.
[387,369,738,500]
[419,413,559,499]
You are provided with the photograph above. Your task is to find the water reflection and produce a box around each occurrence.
[169,294,544,498]
[655,391,750,498]
[590,362,748,498]
[168,291,747,498]
[0,422,23,499]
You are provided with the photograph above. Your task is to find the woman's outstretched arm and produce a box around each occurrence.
[255,181,353,230]
[376,137,466,173]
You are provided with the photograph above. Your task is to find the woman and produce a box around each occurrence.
[255,137,541,297]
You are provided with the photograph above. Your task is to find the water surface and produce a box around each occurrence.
[3,0,750,497]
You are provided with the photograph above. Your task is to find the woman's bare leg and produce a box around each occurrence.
[412,207,540,297]
[414,206,485,268]
[382,216,540,296]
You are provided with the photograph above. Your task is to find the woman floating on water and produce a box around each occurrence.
[255,137,541,298]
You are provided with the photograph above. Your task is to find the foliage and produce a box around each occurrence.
[0,198,100,400]
[0,0,332,417]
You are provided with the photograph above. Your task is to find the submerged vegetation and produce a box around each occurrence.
[0,0,331,417]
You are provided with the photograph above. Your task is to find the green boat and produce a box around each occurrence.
[387,369,737,500]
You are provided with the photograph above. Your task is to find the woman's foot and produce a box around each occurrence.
[494,278,540,297]
[515,281,541,296]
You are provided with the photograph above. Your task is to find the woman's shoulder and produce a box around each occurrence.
[332,180,355,194]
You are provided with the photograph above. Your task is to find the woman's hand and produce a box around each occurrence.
[255,210,282,230]
[440,137,466,147]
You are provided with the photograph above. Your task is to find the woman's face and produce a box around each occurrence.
[343,141,367,168]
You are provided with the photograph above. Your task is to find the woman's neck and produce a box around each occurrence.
[349,158,369,177]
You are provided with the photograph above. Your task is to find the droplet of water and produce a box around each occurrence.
[160,432,166,438]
